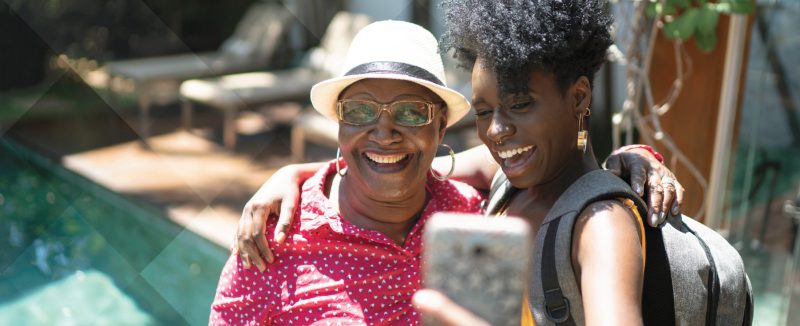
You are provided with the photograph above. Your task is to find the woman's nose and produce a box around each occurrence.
[369,111,402,145]
[487,112,514,145]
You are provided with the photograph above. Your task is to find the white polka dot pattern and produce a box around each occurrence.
[209,161,484,325]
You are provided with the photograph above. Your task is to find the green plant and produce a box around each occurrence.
[647,0,754,52]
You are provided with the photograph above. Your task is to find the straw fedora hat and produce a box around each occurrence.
[309,20,470,127]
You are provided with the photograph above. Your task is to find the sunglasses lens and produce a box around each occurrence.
[339,100,432,126]
[391,101,430,126]
[341,101,379,125]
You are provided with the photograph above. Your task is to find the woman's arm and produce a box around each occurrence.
[436,143,685,219]
[433,144,498,191]
[237,147,501,270]
[604,145,685,226]
[438,143,685,225]
[414,201,646,326]
[236,162,323,271]
[412,289,491,326]
[237,145,680,269]
[572,200,645,326]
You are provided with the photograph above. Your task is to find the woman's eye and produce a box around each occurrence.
[474,109,491,118]
[510,101,532,110]
[353,106,369,117]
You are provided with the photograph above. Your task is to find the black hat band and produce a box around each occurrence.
[345,61,444,87]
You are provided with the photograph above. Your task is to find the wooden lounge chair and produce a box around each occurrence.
[105,2,294,145]
[179,11,371,149]
[290,110,339,162]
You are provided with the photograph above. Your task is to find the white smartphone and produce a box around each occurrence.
[422,213,533,326]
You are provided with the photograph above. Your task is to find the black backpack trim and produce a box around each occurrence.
[541,216,576,325]
[687,225,721,325]
[641,225,676,325]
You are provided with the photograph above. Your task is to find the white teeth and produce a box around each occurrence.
[365,152,408,164]
[497,146,533,159]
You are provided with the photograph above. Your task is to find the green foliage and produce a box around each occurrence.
[646,0,754,52]
[664,7,699,40]
[697,4,721,35]
[695,28,718,51]
[669,0,691,8]
[716,0,755,14]
[646,2,678,17]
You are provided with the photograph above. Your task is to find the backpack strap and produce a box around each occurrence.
[483,171,518,216]
[532,170,649,325]
[540,215,577,325]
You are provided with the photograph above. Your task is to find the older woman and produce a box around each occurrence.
[209,21,484,325]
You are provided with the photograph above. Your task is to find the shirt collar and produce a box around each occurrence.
[296,160,453,243]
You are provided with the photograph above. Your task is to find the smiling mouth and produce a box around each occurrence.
[365,152,408,164]
[362,152,413,172]
[497,145,534,159]
[495,145,536,176]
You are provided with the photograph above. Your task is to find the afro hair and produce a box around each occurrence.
[440,0,614,95]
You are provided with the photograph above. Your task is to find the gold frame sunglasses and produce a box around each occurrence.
[336,99,437,127]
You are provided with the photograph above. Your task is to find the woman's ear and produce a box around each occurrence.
[571,76,592,116]
[438,108,448,141]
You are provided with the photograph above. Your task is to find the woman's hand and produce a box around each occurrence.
[412,289,490,326]
[235,163,322,271]
[604,146,685,227]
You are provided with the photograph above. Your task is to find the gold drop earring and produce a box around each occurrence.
[577,107,591,153]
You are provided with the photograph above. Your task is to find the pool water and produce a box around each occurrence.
[0,138,228,325]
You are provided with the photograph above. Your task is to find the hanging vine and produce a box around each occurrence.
[610,0,754,219]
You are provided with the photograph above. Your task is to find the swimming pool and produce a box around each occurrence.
[0,138,228,325]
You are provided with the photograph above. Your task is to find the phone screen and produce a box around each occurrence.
[422,213,532,326]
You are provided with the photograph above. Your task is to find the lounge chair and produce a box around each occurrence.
[179,11,371,149]
[105,2,294,144]
[290,110,339,162]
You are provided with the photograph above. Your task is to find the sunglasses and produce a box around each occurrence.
[336,99,437,127]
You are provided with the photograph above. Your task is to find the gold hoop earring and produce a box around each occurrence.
[430,144,455,181]
[577,107,591,153]
[336,148,347,177]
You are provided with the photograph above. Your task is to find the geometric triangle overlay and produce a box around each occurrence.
[141,228,228,326]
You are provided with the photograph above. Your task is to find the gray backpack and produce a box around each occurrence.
[486,170,754,325]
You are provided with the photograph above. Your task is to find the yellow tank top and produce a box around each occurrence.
[520,198,646,326]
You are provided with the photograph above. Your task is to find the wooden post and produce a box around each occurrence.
[648,14,754,221]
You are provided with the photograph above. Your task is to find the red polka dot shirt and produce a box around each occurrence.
[210,160,484,325]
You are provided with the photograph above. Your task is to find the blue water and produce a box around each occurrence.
[0,139,228,325]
